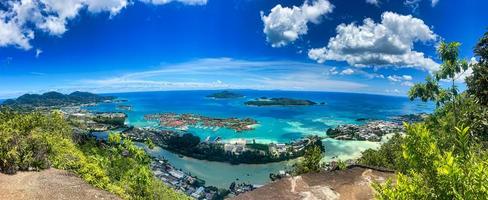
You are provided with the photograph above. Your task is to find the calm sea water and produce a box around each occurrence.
[87,90,433,188]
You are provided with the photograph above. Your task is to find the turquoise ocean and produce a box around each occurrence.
[87,90,434,188]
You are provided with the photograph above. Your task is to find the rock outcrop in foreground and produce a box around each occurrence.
[233,166,394,200]
[0,169,120,200]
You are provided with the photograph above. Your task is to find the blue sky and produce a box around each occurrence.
[0,0,486,98]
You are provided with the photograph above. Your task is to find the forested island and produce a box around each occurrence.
[244,97,317,106]
[2,91,115,108]
[206,91,244,99]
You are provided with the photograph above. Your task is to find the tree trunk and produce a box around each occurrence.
[452,78,457,126]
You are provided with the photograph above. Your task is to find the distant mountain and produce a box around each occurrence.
[207,91,244,99]
[2,91,115,107]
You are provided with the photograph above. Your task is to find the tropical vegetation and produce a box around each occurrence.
[293,145,324,174]
[360,30,488,199]
[0,108,189,200]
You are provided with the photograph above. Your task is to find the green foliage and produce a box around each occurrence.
[0,109,70,173]
[374,123,488,199]
[408,41,469,109]
[93,115,126,126]
[0,109,189,200]
[108,132,122,144]
[408,76,450,106]
[466,62,488,106]
[145,138,155,149]
[435,42,469,81]
[467,31,488,106]
[414,94,488,150]
[246,143,269,152]
[336,160,347,170]
[359,32,488,199]
[359,133,405,171]
[75,139,189,200]
[293,145,324,174]
[79,135,186,199]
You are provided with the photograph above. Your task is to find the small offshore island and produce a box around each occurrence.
[206,91,244,99]
[144,113,258,132]
[244,97,317,106]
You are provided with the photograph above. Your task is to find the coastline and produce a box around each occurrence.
[9,90,433,192]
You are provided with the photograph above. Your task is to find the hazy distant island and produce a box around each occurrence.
[245,97,317,106]
[2,91,115,108]
[206,91,244,99]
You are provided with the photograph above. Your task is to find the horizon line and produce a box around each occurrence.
[0,88,408,100]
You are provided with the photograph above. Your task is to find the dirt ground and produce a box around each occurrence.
[0,168,121,200]
[232,166,395,200]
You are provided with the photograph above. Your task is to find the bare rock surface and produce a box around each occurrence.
[0,168,121,200]
[232,166,394,200]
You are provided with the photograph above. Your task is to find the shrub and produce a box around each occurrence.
[0,109,69,173]
[0,108,189,200]
[293,145,324,174]
[359,133,405,171]
[374,124,488,199]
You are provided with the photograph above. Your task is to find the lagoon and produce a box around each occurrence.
[87,90,433,188]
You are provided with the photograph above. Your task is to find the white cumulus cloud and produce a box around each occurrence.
[402,75,412,81]
[0,0,206,50]
[260,0,334,47]
[78,58,368,93]
[385,88,401,94]
[387,75,412,82]
[401,81,414,87]
[431,0,439,6]
[140,0,207,5]
[35,48,42,58]
[366,0,380,6]
[340,68,354,75]
[308,12,439,72]
[387,74,415,87]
